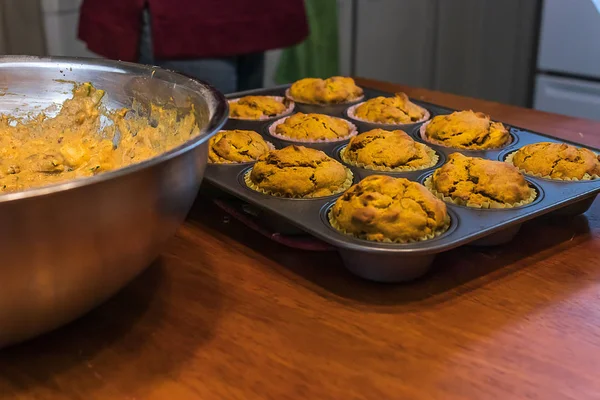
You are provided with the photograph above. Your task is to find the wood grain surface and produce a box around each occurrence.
[1,79,600,400]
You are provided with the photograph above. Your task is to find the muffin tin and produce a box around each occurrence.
[204,85,600,282]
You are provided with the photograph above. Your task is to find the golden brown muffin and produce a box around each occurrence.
[423,110,510,150]
[229,96,289,120]
[247,145,352,198]
[273,113,355,142]
[510,142,600,180]
[428,153,534,208]
[341,129,437,171]
[330,175,448,242]
[352,92,427,124]
[208,130,272,163]
[288,76,364,104]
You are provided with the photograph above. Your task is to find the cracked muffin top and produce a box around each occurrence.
[342,129,436,171]
[288,76,363,104]
[430,153,533,207]
[352,92,427,124]
[274,113,354,141]
[511,142,600,180]
[229,96,289,120]
[208,130,271,163]
[330,175,448,242]
[248,145,351,198]
[424,110,510,149]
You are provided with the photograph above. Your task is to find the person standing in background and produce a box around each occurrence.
[78,0,309,94]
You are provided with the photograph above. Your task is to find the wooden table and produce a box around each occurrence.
[2,79,600,400]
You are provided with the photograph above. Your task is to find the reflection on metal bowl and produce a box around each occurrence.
[0,56,228,348]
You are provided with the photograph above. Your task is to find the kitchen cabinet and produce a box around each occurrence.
[353,0,540,106]
[354,0,437,89]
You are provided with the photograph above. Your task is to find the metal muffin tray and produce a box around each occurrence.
[203,85,600,282]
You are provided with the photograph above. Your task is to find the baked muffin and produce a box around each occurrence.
[287,77,363,104]
[330,175,449,243]
[341,129,437,171]
[422,110,510,150]
[246,145,353,198]
[509,142,600,180]
[270,113,356,142]
[229,96,292,120]
[426,153,535,208]
[208,130,272,164]
[349,92,428,125]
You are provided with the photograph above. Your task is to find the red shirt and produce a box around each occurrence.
[78,0,309,61]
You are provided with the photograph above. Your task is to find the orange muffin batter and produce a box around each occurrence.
[0,82,199,193]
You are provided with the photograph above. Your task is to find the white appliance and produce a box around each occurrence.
[534,0,600,121]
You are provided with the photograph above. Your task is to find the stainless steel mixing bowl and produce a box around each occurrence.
[0,56,228,347]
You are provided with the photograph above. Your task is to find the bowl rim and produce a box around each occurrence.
[0,55,229,204]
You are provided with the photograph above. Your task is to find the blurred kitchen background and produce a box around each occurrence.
[1,0,599,121]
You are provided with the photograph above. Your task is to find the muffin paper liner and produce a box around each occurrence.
[423,175,538,209]
[244,167,354,199]
[340,142,439,172]
[268,115,358,144]
[328,210,451,244]
[346,101,430,126]
[208,131,275,164]
[505,151,600,181]
[419,120,512,150]
[228,96,295,121]
[284,88,364,106]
